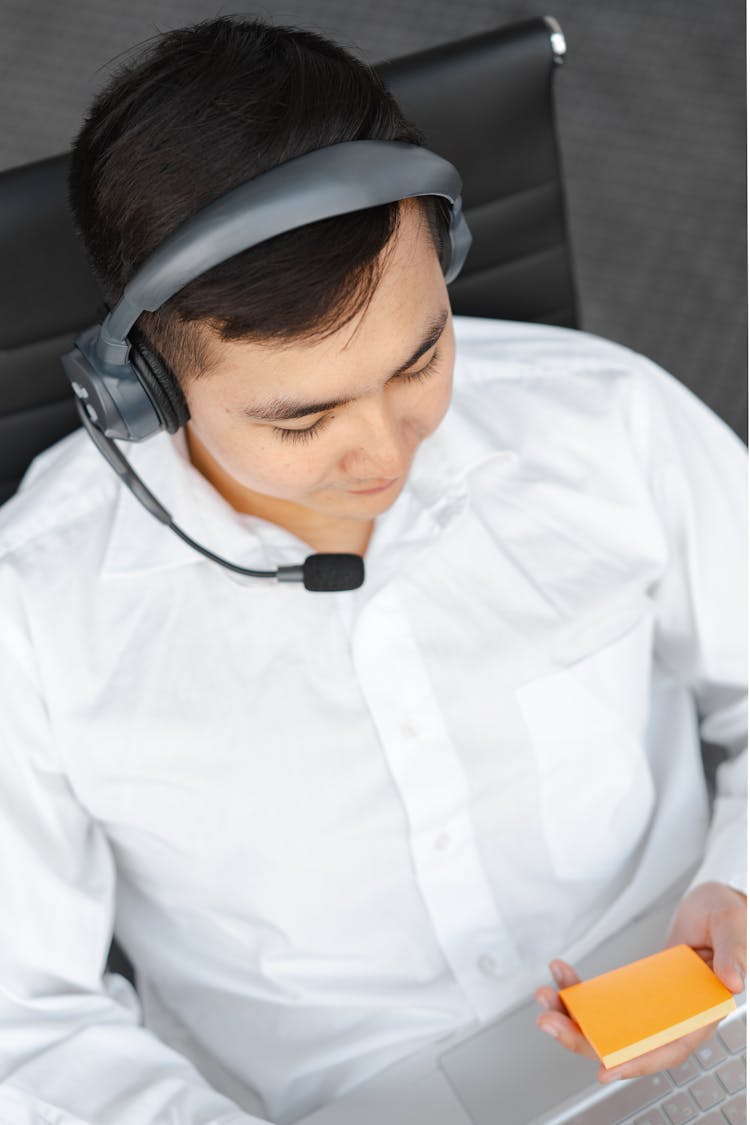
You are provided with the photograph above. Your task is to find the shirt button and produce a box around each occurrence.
[434,831,452,852]
[477,953,498,976]
[402,718,419,739]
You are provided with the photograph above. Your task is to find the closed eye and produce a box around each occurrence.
[271,413,334,445]
[396,349,441,385]
[271,346,443,445]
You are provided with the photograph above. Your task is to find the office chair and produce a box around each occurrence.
[0,15,577,508]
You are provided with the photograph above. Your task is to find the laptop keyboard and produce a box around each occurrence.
[561,1013,746,1124]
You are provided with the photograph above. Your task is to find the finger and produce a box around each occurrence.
[548,959,581,989]
[535,961,585,1021]
[597,1020,721,1084]
[691,946,714,966]
[709,907,747,993]
[536,1010,599,1062]
[535,985,567,1014]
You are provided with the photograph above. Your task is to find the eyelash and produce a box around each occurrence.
[271,348,443,444]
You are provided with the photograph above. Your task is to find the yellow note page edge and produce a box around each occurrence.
[598,998,737,1068]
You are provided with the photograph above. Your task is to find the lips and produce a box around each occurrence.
[345,478,399,495]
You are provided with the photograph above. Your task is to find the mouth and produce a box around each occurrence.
[344,478,400,496]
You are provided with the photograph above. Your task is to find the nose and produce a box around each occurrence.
[341,396,406,482]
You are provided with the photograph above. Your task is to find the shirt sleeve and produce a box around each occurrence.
[634,358,747,897]
[0,560,268,1124]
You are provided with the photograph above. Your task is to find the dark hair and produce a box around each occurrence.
[68,16,449,384]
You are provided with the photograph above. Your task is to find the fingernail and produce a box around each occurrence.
[733,963,746,988]
[540,1024,559,1039]
[550,963,565,986]
[538,994,554,1010]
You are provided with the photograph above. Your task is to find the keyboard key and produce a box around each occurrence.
[696,1039,729,1070]
[720,1022,748,1055]
[717,1058,747,1095]
[663,1091,698,1123]
[634,1110,667,1124]
[669,1058,699,1086]
[689,1073,725,1110]
[722,1093,747,1123]
[699,1115,730,1125]
[566,1073,672,1123]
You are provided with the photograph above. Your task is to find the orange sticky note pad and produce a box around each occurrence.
[559,944,736,1069]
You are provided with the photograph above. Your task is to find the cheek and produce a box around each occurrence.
[225,430,331,493]
[188,408,323,497]
[418,328,456,435]
[412,363,454,438]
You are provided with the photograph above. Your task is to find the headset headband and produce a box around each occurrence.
[97,140,472,367]
[62,138,473,589]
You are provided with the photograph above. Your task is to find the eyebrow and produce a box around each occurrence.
[242,308,450,422]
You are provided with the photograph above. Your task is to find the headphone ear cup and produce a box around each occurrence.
[444,197,472,286]
[128,327,190,433]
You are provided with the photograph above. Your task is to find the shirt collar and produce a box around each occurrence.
[101,429,311,579]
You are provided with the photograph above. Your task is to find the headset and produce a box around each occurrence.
[62,140,472,591]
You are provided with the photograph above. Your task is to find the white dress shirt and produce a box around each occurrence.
[0,316,746,1125]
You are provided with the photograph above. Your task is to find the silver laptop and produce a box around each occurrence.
[298,886,746,1125]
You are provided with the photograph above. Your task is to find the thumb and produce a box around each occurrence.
[709,914,746,994]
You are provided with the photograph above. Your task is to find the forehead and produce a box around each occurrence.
[195,202,447,395]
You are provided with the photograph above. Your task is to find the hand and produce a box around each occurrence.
[534,881,747,1085]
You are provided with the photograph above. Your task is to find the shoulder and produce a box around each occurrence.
[449,315,745,473]
[452,314,664,398]
[0,426,119,578]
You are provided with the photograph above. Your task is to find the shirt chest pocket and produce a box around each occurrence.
[515,601,657,883]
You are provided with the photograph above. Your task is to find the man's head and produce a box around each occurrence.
[69,17,457,534]
[183,197,455,532]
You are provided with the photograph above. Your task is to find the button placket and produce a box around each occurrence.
[352,586,521,1018]
[401,717,420,740]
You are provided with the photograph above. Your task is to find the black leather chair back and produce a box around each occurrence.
[0,16,577,505]
[382,18,577,325]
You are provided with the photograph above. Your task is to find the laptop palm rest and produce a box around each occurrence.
[438,896,680,1124]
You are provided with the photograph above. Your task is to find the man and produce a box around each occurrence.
[0,16,745,1125]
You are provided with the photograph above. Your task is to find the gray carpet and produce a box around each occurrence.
[1,0,746,439]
